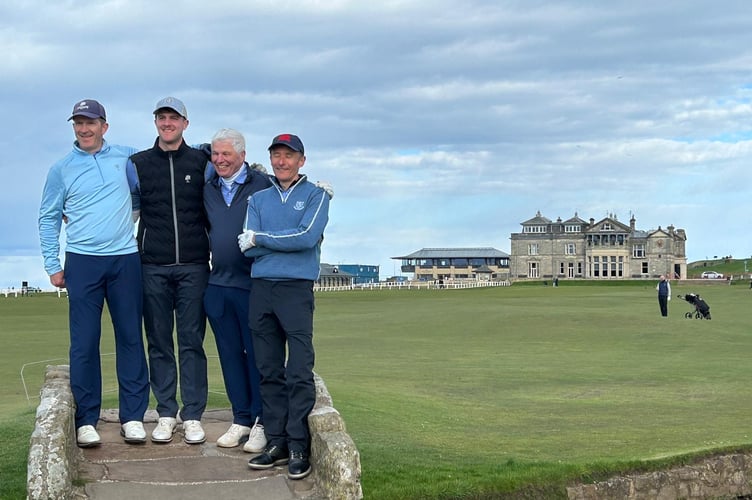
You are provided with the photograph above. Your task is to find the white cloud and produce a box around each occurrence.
[2,0,752,284]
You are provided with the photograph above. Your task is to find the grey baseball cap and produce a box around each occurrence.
[153,96,187,118]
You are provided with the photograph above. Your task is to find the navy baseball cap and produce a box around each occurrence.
[268,133,304,154]
[153,96,187,118]
[68,99,106,121]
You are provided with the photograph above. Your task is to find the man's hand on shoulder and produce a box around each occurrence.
[197,143,212,159]
[250,163,268,174]
[315,180,334,199]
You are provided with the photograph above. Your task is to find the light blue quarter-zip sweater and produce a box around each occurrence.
[38,140,138,275]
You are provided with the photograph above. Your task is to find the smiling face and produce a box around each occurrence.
[72,117,108,153]
[211,139,245,178]
[269,146,305,189]
[154,109,188,150]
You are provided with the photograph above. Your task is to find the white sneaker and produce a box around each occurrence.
[76,425,101,447]
[217,423,251,448]
[151,417,177,443]
[121,421,147,444]
[183,419,206,444]
[243,417,267,453]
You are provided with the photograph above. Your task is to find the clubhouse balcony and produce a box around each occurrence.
[392,247,510,281]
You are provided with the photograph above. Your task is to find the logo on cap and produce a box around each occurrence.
[154,96,188,119]
[268,133,304,154]
[68,99,107,121]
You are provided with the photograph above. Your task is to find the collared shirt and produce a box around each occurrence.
[220,167,247,206]
[278,176,302,203]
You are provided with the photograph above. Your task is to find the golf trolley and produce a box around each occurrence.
[679,293,711,320]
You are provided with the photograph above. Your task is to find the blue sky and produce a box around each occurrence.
[3,0,752,289]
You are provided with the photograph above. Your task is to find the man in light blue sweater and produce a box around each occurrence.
[38,99,149,447]
[240,133,329,480]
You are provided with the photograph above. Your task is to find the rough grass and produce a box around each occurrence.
[2,281,751,498]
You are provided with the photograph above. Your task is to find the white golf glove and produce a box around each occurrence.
[316,180,334,199]
[238,230,256,252]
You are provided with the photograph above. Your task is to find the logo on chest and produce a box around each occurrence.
[294,201,305,211]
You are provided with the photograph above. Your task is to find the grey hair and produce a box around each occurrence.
[211,128,246,153]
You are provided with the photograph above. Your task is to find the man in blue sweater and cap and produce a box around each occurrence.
[240,133,330,480]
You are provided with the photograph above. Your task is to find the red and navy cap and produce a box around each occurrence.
[268,133,304,154]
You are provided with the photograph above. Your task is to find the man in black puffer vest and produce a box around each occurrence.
[129,97,210,445]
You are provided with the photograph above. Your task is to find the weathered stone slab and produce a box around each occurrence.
[28,365,363,499]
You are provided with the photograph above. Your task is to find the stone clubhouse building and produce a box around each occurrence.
[510,211,687,280]
[393,212,687,282]
[392,212,687,281]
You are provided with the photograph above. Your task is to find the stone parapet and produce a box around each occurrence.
[309,373,363,499]
[567,453,752,499]
[27,365,363,500]
[27,365,77,500]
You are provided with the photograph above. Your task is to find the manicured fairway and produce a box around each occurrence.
[2,281,750,498]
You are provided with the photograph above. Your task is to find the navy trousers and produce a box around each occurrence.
[142,263,209,420]
[204,284,263,425]
[64,252,149,427]
[658,295,669,317]
[249,279,316,453]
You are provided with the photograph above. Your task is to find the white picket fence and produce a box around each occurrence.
[1,288,67,297]
[314,280,510,292]
[4,282,509,296]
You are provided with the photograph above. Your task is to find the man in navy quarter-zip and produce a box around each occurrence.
[129,97,210,445]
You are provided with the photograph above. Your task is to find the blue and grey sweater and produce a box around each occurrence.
[243,174,329,281]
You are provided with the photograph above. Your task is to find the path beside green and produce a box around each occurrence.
[2,282,750,498]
